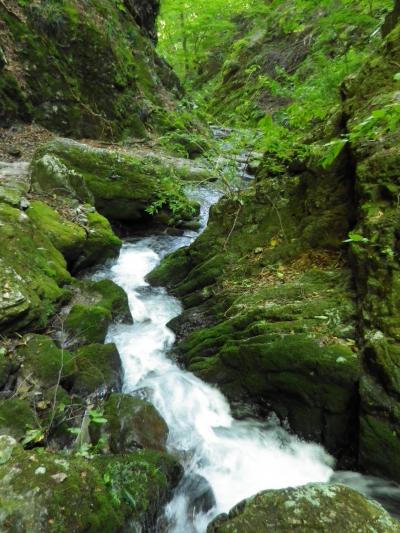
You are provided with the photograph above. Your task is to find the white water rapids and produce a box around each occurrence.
[91,185,400,531]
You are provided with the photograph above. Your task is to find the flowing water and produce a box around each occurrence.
[91,183,400,531]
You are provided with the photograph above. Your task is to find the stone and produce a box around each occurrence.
[90,393,168,453]
[207,483,400,532]
[71,344,122,396]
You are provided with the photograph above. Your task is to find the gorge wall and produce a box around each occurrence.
[0,0,180,138]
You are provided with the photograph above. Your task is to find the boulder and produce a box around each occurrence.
[71,343,122,396]
[27,201,121,270]
[30,138,196,224]
[0,399,37,441]
[90,393,168,453]
[0,201,71,332]
[16,335,75,391]
[208,483,400,532]
[0,445,182,532]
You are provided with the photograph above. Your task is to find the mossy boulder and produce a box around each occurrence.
[63,280,131,349]
[208,483,400,532]
[31,138,195,224]
[0,445,182,532]
[27,201,121,270]
[16,335,75,391]
[79,279,132,324]
[64,304,112,347]
[0,399,37,441]
[90,393,168,453]
[0,201,71,332]
[71,343,121,396]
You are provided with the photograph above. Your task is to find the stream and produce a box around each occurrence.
[91,180,400,530]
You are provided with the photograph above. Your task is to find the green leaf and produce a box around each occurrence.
[343,232,369,244]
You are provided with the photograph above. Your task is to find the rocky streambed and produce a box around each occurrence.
[90,178,400,532]
[0,132,399,532]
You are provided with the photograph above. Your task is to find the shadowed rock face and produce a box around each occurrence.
[0,0,178,137]
[124,0,160,42]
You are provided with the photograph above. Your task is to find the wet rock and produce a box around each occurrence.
[71,344,122,396]
[207,483,400,532]
[179,474,216,515]
[91,393,168,453]
[64,304,112,347]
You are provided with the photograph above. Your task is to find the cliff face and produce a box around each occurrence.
[0,0,180,138]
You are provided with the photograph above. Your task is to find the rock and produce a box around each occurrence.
[0,445,182,532]
[207,483,400,532]
[0,399,37,441]
[90,393,168,453]
[0,435,18,465]
[341,17,400,480]
[179,474,216,515]
[27,201,121,270]
[79,279,132,324]
[71,343,122,396]
[31,138,195,224]
[64,304,112,348]
[0,201,71,332]
[16,335,75,391]
[0,349,12,390]
[0,0,180,136]
[61,280,131,349]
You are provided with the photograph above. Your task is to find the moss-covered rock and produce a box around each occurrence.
[90,393,168,453]
[64,304,112,347]
[31,138,196,223]
[340,19,400,480]
[0,445,182,532]
[208,483,400,532]
[27,201,121,270]
[63,279,131,349]
[0,399,37,441]
[0,201,71,332]
[16,335,75,390]
[81,279,131,324]
[71,343,121,395]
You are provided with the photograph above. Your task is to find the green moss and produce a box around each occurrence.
[27,201,121,270]
[146,247,191,287]
[65,304,112,346]
[16,335,75,389]
[91,393,168,453]
[0,446,122,532]
[96,450,182,527]
[0,399,37,441]
[27,201,87,262]
[0,201,71,331]
[31,139,195,224]
[71,343,121,395]
[208,484,400,532]
[0,0,181,138]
